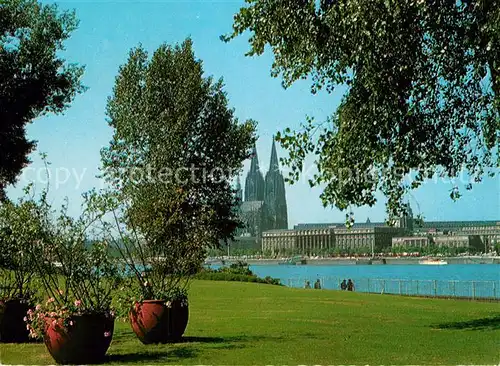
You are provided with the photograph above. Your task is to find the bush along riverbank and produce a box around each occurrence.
[193,261,282,285]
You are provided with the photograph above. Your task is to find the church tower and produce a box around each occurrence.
[399,203,414,233]
[264,139,288,230]
[244,145,265,202]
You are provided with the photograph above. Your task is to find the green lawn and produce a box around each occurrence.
[1,280,499,364]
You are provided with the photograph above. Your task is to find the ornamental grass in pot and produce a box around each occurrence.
[87,191,203,344]
[101,213,193,344]
[23,192,120,364]
[127,283,190,345]
[0,194,44,343]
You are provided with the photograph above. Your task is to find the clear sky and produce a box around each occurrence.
[6,0,499,227]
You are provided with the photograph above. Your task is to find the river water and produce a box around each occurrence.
[248,263,499,281]
[214,264,500,299]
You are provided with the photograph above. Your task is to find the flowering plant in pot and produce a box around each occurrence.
[0,188,45,343]
[23,192,120,365]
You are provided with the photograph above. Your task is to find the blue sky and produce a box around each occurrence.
[6,0,499,227]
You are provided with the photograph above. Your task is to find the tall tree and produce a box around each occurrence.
[100,38,256,274]
[0,0,85,200]
[223,0,499,224]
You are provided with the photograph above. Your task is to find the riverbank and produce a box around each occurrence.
[206,262,499,299]
[206,255,500,266]
[2,281,498,365]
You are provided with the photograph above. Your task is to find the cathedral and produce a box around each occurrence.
[234,140,288,243]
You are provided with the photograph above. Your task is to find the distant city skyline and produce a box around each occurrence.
[6,0,499,227]
[237,140,499,228]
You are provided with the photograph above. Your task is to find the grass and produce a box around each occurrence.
[1,280,499,365]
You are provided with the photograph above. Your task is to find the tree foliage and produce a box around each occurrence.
[0,0,85,200]
[100,39,256,293]
[223,0,499,223]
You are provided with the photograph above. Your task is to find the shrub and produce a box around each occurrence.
[193,270,281,286]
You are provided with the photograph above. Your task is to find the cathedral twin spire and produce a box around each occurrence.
[244,144,265,202]
[263,140,288,230]
[269,139,280,174]
[239,139,288,231]
[249,145,261,173]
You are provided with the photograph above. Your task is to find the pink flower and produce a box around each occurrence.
[69,321,74,326]
[46,297,55,304]
[23,316,27,322]
[35,304,41,311]
[104,331,111,337]
[74,300,82,307]
[52,320,57,326]
[26,324,30,330]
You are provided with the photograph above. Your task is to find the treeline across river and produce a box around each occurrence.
[207,244,498,258]
[117,260,282,286]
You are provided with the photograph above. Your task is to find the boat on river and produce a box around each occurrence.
[278,256,307,265]
[419,258,448,265]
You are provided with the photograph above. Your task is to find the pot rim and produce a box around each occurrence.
[139,299,173,303]
[137,299,187,304]
[44,312,114,320]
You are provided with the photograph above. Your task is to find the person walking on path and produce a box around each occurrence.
[314,279,321,289]
[347,279,355,291]
[304,280,311,289]
[340,279,347,291]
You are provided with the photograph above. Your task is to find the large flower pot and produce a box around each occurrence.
[44,313,114,364]
[0,299,30,343]
[129,299,189,344]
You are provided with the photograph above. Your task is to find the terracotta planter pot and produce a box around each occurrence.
[44,313,114,364]
[0,299,30,343]
[129,299,189,344]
